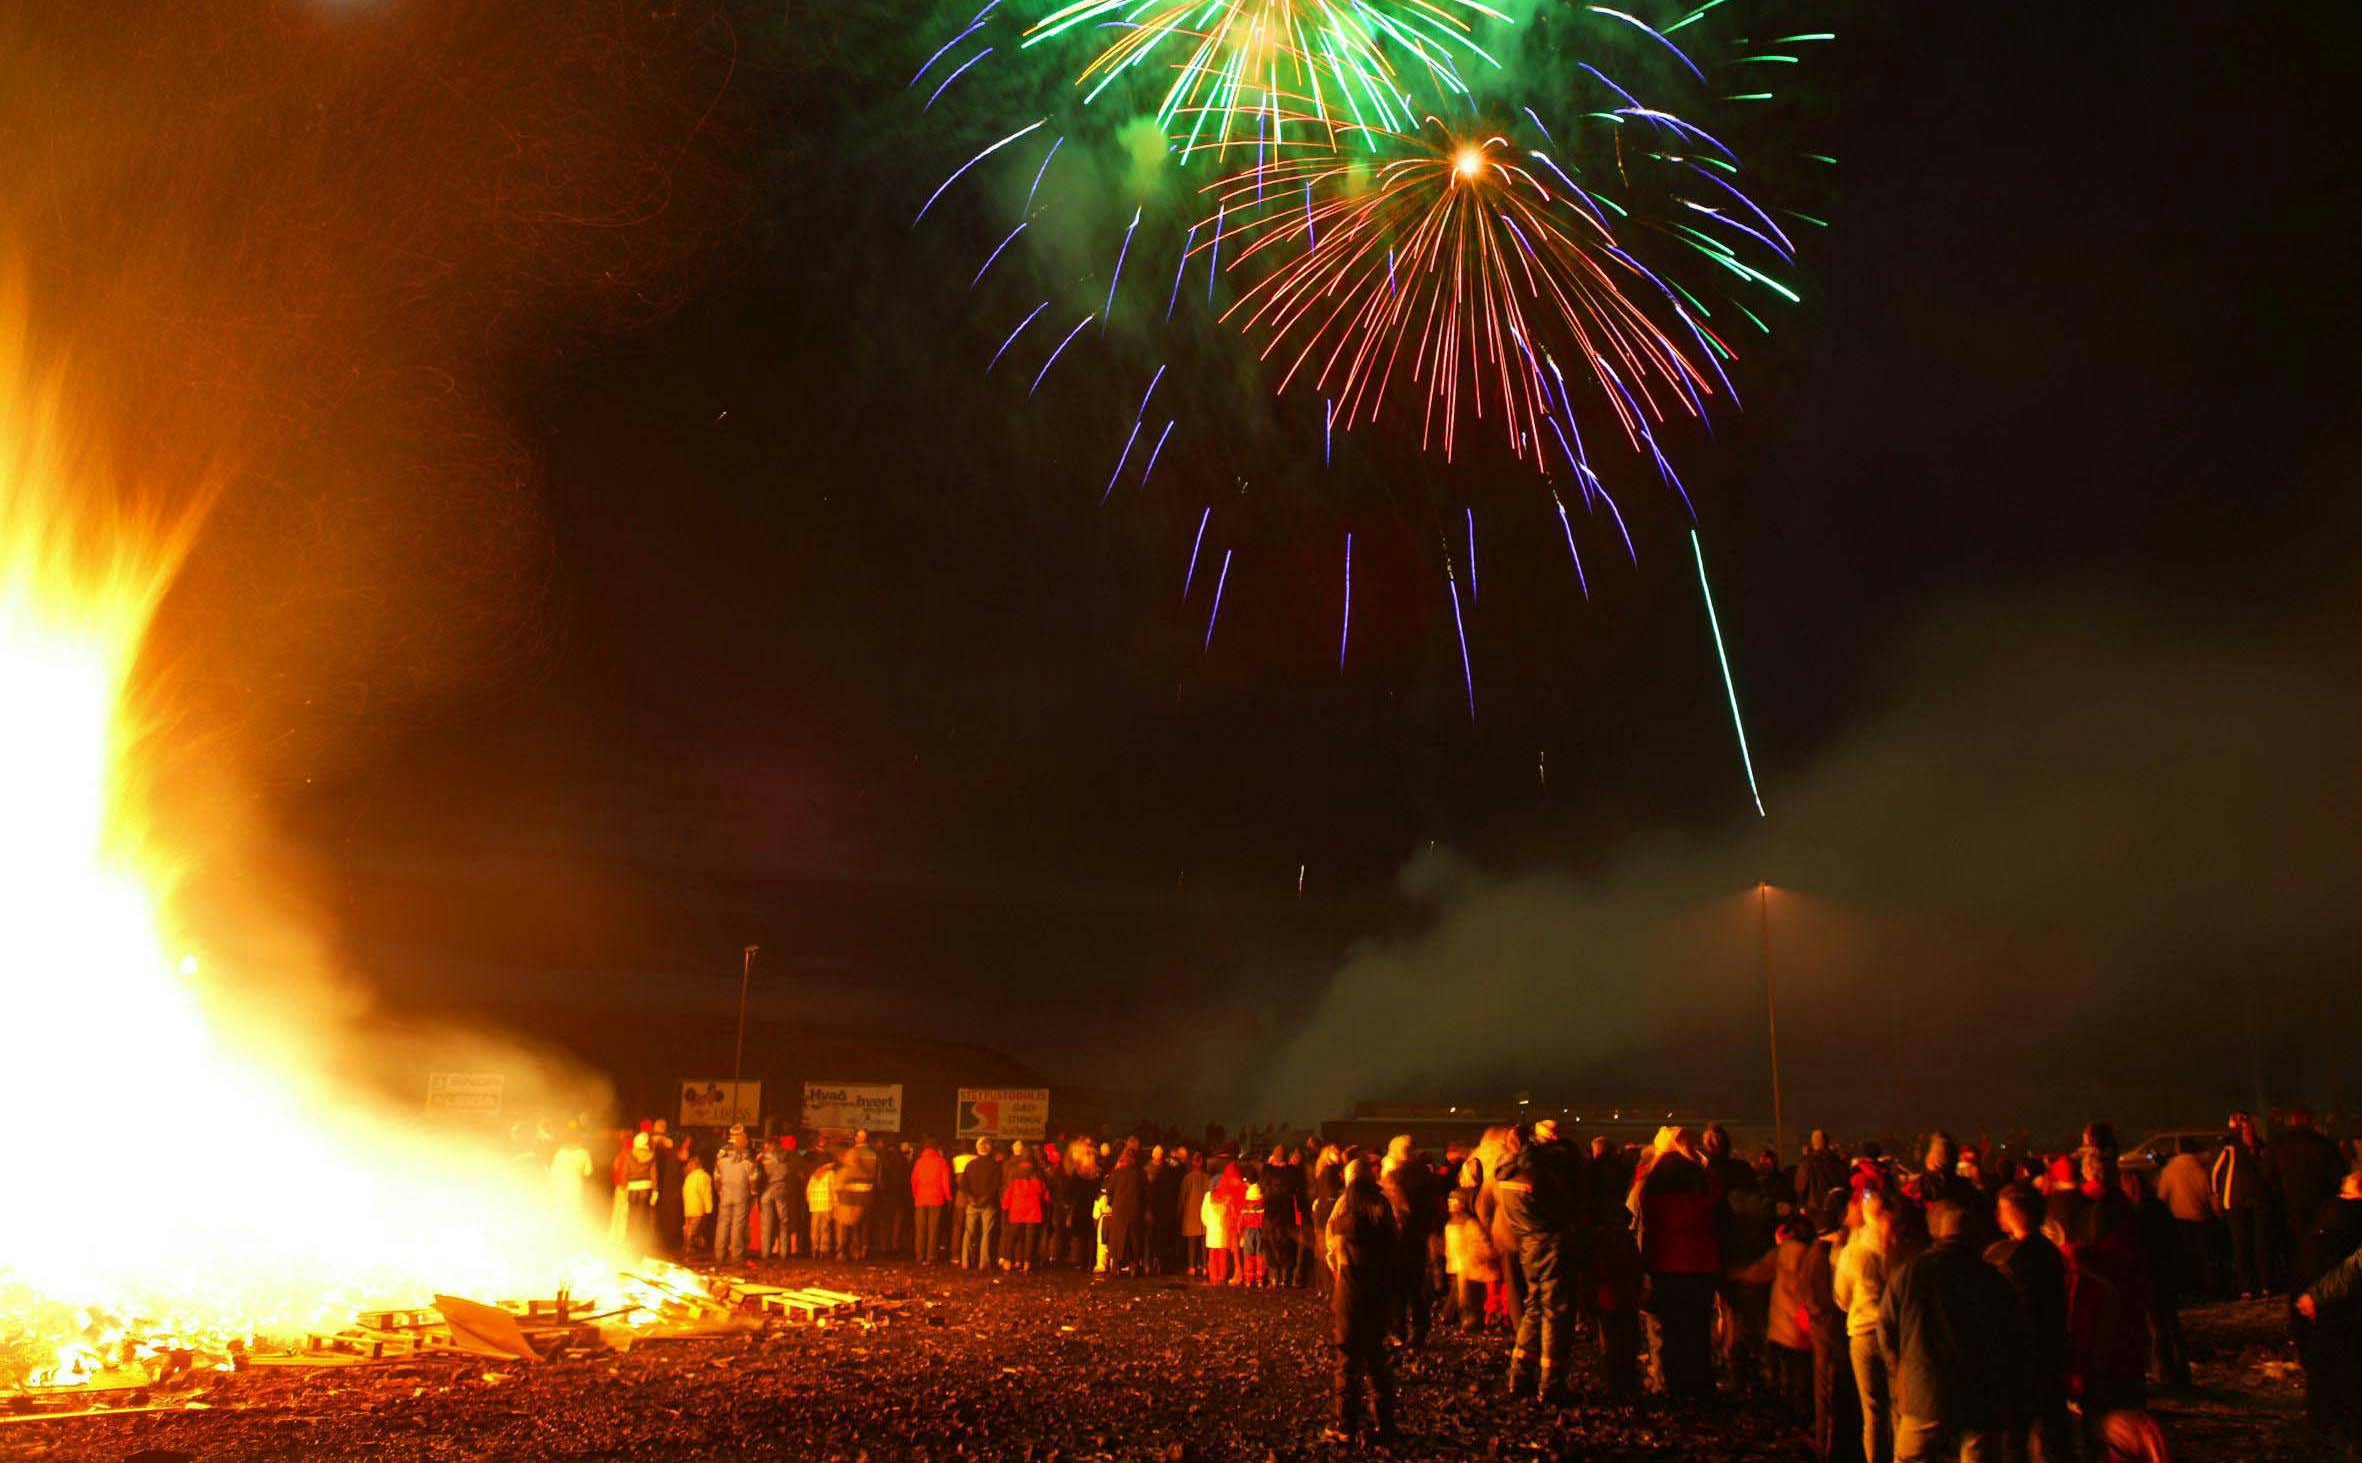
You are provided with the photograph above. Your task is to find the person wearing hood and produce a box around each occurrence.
[911,1137,954,1264]
[714,1125,760,1263]
[620,1130,662,1253]
[1323,1155,1403,1446]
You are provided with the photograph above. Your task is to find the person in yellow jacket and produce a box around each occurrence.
[805,1157,837,1261]
[681,1152,715,1256]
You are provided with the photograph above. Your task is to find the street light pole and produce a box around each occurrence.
[735,944,759,1119]
[1760,883,1784,1164]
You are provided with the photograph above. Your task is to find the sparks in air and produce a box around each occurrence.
[1025,0,1507,163]
[1207,114,1785,478]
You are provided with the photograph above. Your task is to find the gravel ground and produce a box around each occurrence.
[0,1262,2336,1460]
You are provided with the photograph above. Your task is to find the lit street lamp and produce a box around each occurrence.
[1760,883,1784,1165]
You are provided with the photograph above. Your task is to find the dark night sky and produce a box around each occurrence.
[34,1,2353,1135]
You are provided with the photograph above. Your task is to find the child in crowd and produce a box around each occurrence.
[1239,1181,1268,1286]
[1444,1188,1498,1330]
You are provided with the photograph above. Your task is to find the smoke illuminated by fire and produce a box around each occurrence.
[0,295,672,1390]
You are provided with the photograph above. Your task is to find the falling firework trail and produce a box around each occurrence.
[1207,206,1225,302]
[911,13,991,87]
[1553,493,1589,598]
[916,119,1045,225]
[1204,549,1234,650]
[1139,419,1176,489]
[1101,420,1143,504]
[1105,207,1141,319]
[1446,551,1474,719]
[1323,398,1334,467]
[1691,529,1765,817]
[1024,135,1064,212]
[987,300,1049,372]
[971,223,1026,287]
[1339,531,1352,670]
[925,46,993,110]
[1167,223,1198,319]
[1466,507,1478,602]
[1182,506,1210,596]
[1029,313,1094,396]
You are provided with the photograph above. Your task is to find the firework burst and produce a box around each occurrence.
[1209,115,1749,478]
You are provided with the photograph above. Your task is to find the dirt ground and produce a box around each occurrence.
[0,1261,2339,1460]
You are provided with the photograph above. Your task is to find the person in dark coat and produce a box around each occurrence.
[1586,1139,1646,1405]
[2120,1170,2189,1389]
[2292,1172,2362,1444]
[1639,1131,1725,1406]
[1322,1156,1402,1444]
[959,1139,1003,1269]
[1105,1148,1147,1273]
[1149,1146,1185,1274]
[1497,1122,1587,1404]
[1258,1147,1304,1288]
[1879,1201,2028,1460]
[2214,1111,2272,1297]
[1798,1131,1850,1213]
[1381,1135,1443,1352]
[2274,1108,2343,1261]
[652,1126,687,1257]
[1985,1185,2071,1463]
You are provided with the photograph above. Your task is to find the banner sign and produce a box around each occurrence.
[956,1087,1049,1141]
[426,1072,503,1112]
[802,1081,903,1133]
[679,1080,762,1128]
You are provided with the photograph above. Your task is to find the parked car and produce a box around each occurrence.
[2120,1130,2221,1174]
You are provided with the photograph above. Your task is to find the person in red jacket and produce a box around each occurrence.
[1001,1144,1051,1272]
[1635,1127,1725,1404]
[911,1137,954,1265]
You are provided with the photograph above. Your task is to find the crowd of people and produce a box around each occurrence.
[530,1108,2362,1459]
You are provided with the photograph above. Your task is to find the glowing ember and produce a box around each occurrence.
[0,293,682,1391]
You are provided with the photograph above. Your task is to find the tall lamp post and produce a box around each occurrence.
[1760,883,1784,1165]
[734,944,759,1121]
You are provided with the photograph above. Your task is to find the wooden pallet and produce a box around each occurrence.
[755,1287,863,1322]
